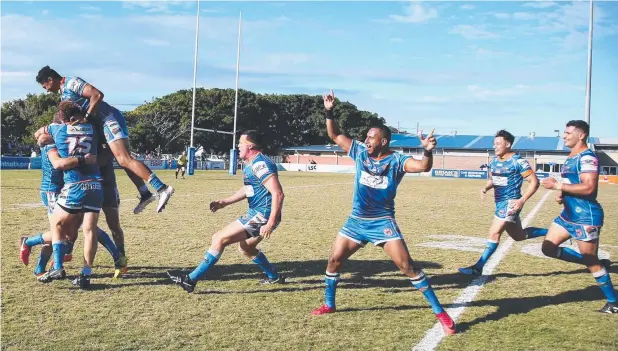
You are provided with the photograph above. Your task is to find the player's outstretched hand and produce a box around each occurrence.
[84,153,97,165]
[419,128,437,151]
[260,223,275,239]
[323,89,335,110]
[209,200,226,213]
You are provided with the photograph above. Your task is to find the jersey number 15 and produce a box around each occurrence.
[68,136,92,156]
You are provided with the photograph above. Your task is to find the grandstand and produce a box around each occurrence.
[280,133,618,175]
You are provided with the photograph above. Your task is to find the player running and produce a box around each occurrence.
[168,130,286,292]
[176,150,187,179]
[458,130,543,276]
[534,120,617,314]
[35,65,174,214]
[310,90,456,335]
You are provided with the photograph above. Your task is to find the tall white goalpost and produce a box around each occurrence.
[188,1,243,175]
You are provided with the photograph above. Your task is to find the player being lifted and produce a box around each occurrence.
[532,120,616,314]
[168,130,286,292]
[36,66,174,214]
[310,90,456,335]
[458,130,544,276]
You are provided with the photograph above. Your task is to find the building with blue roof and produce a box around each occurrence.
[279,133,618,175]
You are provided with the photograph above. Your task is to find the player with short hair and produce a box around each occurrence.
[35,65,174,214]
[34,101,103,289]
[310,90,456,335]
[458,129,543,276]
[176,151,187,179]
[20,133,126,279]
[168,130,286,292]
[534,120,617,313]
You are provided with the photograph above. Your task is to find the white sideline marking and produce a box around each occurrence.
[412,190,553,351]
[3,182,354,211]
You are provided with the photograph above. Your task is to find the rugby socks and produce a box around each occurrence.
[593,268,617,304]
[188,250,221,281]
[65,240,75,255]
[51,241,65,270]
[24,233,46,247]
[138,184,150,197]
[252,250,279,280]
[324,271,340,309]
[81,266,92,276]
[148,174,166,193]
[474,240,499,270]
[117,244,126,256]
[96,228,120,262]
[34,245,52,275]
[410,271,445,315]
[556,247,584,264]
[524,227,547,239]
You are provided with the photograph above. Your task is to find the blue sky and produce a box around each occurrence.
[2,1,617,137]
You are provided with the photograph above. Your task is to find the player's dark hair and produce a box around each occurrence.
[566,120,589,140]
[56,101,86,125]
[242,130,263,150]
[36,66,62,84]
[495,129,515,145]
[370,124,392,143]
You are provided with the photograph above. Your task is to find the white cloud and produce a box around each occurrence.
[80,14,103,20]
[460,4,475,11]
[390,37,403,43]
[41,9,48,16]
[475,48,506,59]
[522,1,557,9]
[80,5,101,12]
[143,38,170,46]
[493,13,510,19]
[513,12,537,21]
[388,1,438,24]
[466,83,583,100]
[449,25,499,39]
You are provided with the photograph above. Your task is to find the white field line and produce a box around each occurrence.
[2,182,354,211]
[412,190,553,351]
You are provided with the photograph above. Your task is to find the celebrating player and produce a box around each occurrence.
[458,130,543,276]
[35,66,174,214]
[168,130,285,292]
[532,120,616,313]
[35,101,103,289]
[310,90,456,335]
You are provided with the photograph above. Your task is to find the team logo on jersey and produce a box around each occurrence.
[359,171,389,189]
[252,161,269,179]
[67,124,94,135]
[383,228,393,236]
[575,207,582,213]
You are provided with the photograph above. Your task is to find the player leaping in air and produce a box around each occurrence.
[310,90,456,335]
[36,66,174,214]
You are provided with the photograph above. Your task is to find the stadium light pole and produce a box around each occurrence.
[188,0,201,175]
[584,0,594,137]
[229,10,242,175]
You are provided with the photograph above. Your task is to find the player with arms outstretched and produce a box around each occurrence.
[310,90,456,335]
[36,66,174,214]
[533,120,617,313]
[168,130,286,292]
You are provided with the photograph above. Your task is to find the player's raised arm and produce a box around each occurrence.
[404,129,436,173]
[323,89,353,154]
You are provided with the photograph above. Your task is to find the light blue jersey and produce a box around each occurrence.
[60,77,129,143]
[40,144,63,193]
[242,153,278,218]
[559,149,603,226]
[47,122,102,184]
[489,154,533,203]
[349,141,411,218]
